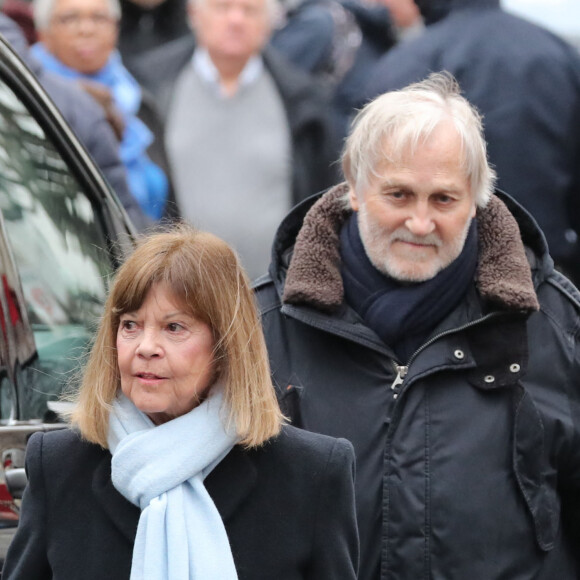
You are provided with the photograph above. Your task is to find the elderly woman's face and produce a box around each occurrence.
[39,0,118,74]
[116,283,216,425]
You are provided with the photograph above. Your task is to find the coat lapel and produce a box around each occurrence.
[205,445,258,522]
[90,444,256,541]
[92,451,140,544]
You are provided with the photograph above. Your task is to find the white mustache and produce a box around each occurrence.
[390,229,443,247]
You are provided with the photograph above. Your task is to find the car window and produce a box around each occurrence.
[0,79,113,423]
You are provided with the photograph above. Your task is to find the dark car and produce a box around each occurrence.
[0,35,136,561]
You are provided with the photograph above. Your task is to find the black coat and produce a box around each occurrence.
[130,36,338,206]
[3,425,358,579]
[364,0,580,279]
[255,184,580,579]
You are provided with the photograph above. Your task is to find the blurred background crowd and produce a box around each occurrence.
[1,0,580,282]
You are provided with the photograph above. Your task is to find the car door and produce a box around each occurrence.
[0,35,136,554]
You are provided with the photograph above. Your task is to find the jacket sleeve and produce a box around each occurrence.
[2,432,51,579]
[306,437,359,579]
[39,73,151,232]
[559,334,580,552]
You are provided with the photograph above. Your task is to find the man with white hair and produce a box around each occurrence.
[256,72,580,580]
[130,0,335,279]
[366,0,580,287]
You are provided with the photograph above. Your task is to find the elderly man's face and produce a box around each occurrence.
[189,0,271,66]
[349,121,476,282]
[39,0,118,74]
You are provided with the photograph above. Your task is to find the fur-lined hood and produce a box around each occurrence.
[276,183,543,313]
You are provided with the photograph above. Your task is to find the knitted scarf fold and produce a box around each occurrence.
[107,384,239,580]
[340,214,478,361]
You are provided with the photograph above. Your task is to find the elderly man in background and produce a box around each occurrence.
[256,73,580,579]
[31,0,174,221]
[0,11,150,230]
[132,0,336,279]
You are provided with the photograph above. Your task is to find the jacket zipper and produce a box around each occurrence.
[389,312,502,398]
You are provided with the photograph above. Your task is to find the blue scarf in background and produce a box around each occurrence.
[340,213,478,362]
[31,43,168,220]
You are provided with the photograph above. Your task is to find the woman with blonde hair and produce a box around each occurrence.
[3,225,358,580]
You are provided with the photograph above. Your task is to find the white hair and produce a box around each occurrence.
[342,71,496,208]
[33,0,121,30]
[188,0,280,23]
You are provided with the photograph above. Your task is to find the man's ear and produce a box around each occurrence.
[348,187,360,212]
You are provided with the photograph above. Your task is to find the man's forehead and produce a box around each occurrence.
[207,0,268,9]
[53,0,113,12]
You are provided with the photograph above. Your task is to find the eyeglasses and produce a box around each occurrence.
[52,12,117,31]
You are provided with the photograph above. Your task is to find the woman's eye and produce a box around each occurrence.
[121,320,136,330]
[167,322,183,332]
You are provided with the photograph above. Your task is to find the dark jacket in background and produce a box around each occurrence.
[131,35,338,205]
[270,0,396,147]
[364,0,580,283]
[255,184,580,580]
[0,14,150,230]
[3,425,359,579]
[118,0,191,74]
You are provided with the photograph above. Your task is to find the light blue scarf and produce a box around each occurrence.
[107,384,239,580]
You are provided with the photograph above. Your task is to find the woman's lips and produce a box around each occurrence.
[134,372,166,383]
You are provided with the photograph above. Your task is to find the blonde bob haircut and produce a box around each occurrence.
[342,71,496,208]
[71,225,283,449]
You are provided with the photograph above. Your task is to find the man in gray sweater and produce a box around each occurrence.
[133,0,336,279]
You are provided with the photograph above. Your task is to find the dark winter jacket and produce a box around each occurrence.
[118,0,190,73]
[131,36,337,205]
[3,425,358,579]
[270,0,395,145]
[364,0,580,280]
[255,183,580,580]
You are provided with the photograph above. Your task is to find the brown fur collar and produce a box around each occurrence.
[283,183,540,312]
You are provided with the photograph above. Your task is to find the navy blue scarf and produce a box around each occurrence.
[340,213,478,362]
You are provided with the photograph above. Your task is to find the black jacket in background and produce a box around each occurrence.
[118,0,191,72]
[364,0,580,282]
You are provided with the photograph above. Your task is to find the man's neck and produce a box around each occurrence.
[209,53,250,97]
[193,48,263,98]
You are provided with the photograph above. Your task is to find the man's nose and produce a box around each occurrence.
[405,204,435,236]
[227,5,248,23]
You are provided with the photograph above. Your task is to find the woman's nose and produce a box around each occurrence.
[135,330,162,358]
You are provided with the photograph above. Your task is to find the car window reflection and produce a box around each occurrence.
[0,80,113,422]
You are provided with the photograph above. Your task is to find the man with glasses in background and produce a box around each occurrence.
[30,0,176,222]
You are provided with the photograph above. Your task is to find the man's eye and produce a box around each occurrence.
[388,190,406,200]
